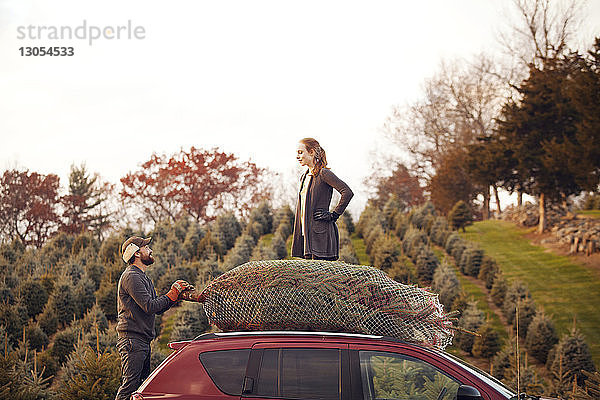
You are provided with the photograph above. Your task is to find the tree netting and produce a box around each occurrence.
[194,260,457,350]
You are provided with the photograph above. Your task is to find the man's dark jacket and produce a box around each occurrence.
[292,168,353,258]
[116,265,173,342]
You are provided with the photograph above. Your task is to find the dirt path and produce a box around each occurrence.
[458,273,512,337]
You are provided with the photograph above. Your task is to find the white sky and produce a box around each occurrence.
[1,0,599,218]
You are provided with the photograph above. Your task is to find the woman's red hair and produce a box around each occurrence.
[300,138,328,176]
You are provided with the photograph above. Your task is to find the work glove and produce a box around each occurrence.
[180,289,205,303]
[166,280,192,302]
[313,209,340,222]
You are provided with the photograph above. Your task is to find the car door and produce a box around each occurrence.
[241,342,351,400]
[349,344,489,400]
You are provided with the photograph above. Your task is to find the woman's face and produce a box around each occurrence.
[296,143,315,168]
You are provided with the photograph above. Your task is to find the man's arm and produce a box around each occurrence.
[123,272,174,315]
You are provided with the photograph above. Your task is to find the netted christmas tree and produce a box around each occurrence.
[189,259,458,349]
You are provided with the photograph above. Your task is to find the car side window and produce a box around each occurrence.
[359,351,460,400]
[255,348,341,400]
[199,349,250,395]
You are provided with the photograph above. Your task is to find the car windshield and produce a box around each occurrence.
[436,351,515,398]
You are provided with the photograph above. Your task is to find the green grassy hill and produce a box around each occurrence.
[460,220,600,367]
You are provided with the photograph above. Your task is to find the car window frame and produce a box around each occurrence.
[357,349,462,400]
[198,348,252,396]
[242,342,351,400]
[349,343,492,400]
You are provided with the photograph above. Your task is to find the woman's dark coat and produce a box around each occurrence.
[291,168,353,258]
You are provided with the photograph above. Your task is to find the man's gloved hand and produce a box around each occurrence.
[180,289,205,303]
[166,280,192,302]
[313,209,340,222]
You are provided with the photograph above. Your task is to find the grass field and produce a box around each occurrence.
[576,209,600,219]
[461,220,600,367]
[431,248,508,343]
[351,233,370,265]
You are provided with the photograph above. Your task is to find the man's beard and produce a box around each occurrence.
[141,253,154,266]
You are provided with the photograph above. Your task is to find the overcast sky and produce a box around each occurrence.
[1,0,599,218]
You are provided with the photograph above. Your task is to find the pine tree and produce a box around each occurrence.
[182,222,205,261]
[491,343,514,381]
[25,322,49,351]
[429,217,450,247]
[221,234,256,271]
[489,277,506,309]
[571,370,600,400]
[455,301,484,354]
[213,212,242,253]
[371,235,400,271]
[432,262,459,309]
[450,239,467,265]
[74,275,96,318]
[38,305,59,337]
[478,256,498,290]
[512,297,536,339]
[382,196,401,233]
[393,213,409,240]
[272,206,295,234]
[339,244,359,264]
[51,327,78,364]
[448,200,473,232]
[18,279,49,319]
[365,224,384,256]
[75,304,109,334]
[270,232,288,259]
[472,322,502,360]
[250,242,277,261]
[444,232,461,255]
[170,302,210,342]
[0,301,26,345]
[525,311,558,364]
[496,56,592,233]
[547,328,596,386]
[415,247,439,283]
[197,229,222,260]
[388,260,415,284]
[459,246,484,277]
[95,280,117,321]
[56,342,121,400]
[502,281,532,326]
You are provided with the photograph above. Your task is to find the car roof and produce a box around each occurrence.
[188,331,443,354]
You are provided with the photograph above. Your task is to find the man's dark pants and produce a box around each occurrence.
[115,337,151,400]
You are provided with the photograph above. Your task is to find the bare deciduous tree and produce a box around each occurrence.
[499,0,584,72]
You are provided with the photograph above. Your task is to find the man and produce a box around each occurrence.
[115,236,191,400]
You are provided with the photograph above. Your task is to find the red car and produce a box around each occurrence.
[132,331,516,400]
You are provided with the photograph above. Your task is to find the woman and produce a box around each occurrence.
[291,138,353,260]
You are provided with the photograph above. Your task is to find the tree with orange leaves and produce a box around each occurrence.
[120,147,271,224]
[0,169,61,247]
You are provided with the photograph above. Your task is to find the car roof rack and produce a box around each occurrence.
[189,331,430,348]
[191,331,445,354]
